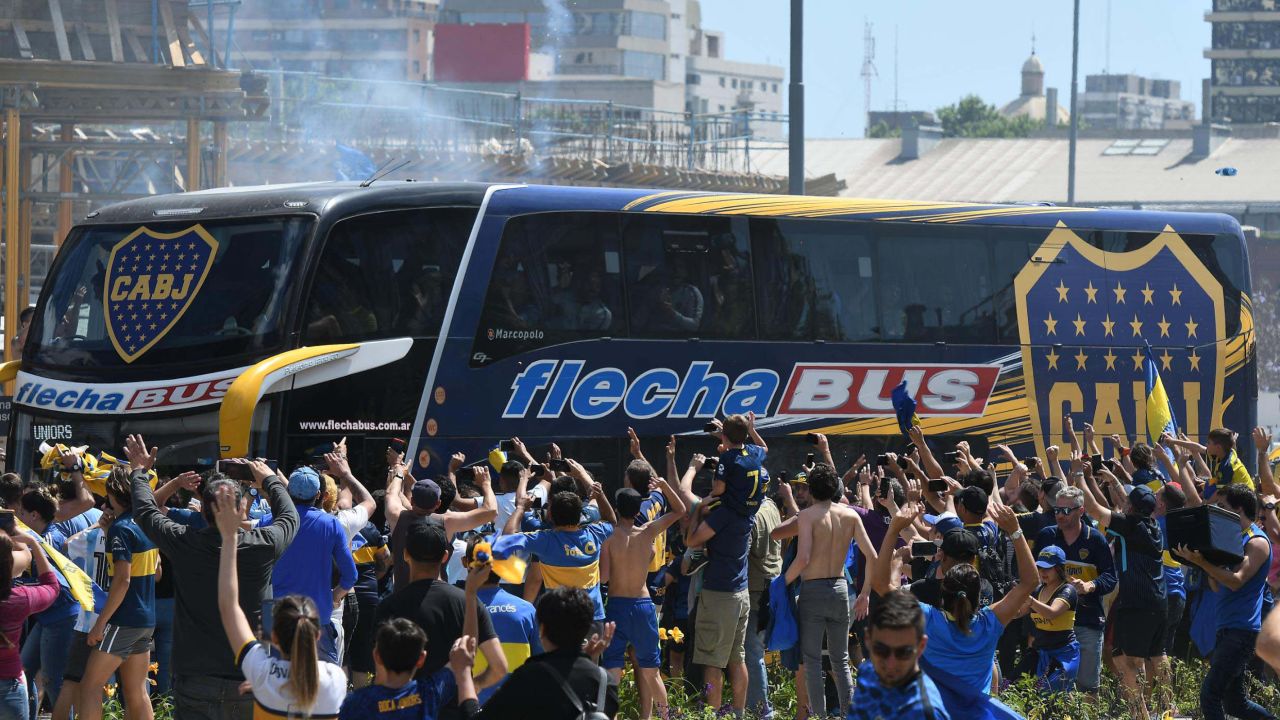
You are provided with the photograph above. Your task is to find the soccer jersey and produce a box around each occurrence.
[849,661,951,720]
[715,444,767,516]
[65,526,110,632]
[1206,450,1255,500]
[351,522,386,601]
[491,522,613,619]
[475,585,542,705]
[105,513,158,628]
[636,490,670,573]
[339,672,455,719]
[1029,582,1078,650]
[238,640,346,719]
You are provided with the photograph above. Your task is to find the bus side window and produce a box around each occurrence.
[991,233,1039,344]
[621,214,755,339]
[750,218,877,342]
[874,226,996,343]
[474,213,622,360]
[304,208,474,343]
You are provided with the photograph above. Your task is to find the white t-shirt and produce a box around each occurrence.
[496,486,547,536]
[331,505,369,628]
[237,640,346,718]
[65,526,108,633]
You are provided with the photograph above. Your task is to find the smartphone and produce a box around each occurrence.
[703,458,720,472]
[911,540,938,558]
[927,479,949,493]
[805,453,815,465]
[530,463,547,478]
[547,458,571,472]
[704,422,719,433]
[217,459,252,482]
[905,443,917,455]
[943,450,959,462]
[1103,458,1118,472]
[878,476,891,499]
[777,470,789,483]
[805,433,820,445]
[876,454,890,467]
[456,466,476,481]
[896,456,910,470]
[0,509,14,534]
[1090,454,1103,474]
[500,439,515,453]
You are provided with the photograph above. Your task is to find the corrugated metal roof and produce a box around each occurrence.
[749,136,1280,204]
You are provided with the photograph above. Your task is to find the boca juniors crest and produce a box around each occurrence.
[1015,223,1225,455]
[103,225,219,363]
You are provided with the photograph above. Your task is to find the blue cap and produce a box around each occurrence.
[925,512,964,535]
[288,466,321,501]
[1036,545,1067,569]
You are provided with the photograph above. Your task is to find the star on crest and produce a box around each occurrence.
[1083,282,1098,304]
[1055,280,1069,303]
[1141,283,1155,305]
[1129,315,1143,337]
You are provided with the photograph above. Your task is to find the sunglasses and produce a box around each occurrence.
[871,642,918,660]
[1053,506,1081,516]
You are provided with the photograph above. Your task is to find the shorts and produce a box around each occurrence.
[64,631,92,682]
[96,625,154,659]
[693,588,749,669]
[1112,605,1167,659]
[602,597,660,670]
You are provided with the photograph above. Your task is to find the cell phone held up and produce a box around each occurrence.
[878,476,891,500]
[911,540,938,559]
[547,458,571,473]
[1090,454,1104,474]
[217,458,277,483]
[927,479,949,493]
[0,509,14,534]
[703,457,720,472]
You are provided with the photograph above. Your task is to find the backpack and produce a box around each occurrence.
[542,659,611,720]
[975,525,1015,600]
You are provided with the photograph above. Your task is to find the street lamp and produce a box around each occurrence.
[789,0,804,196]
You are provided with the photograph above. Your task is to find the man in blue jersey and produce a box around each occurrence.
[54,506,111,720]
[850,588,949,720]
[707,413,768,517]
[1033,485,1116,692]
[1178,484,1277,720]
[470,555,540,705]
[80,469,158,720]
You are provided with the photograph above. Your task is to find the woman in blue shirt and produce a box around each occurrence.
[871,500,1036,701]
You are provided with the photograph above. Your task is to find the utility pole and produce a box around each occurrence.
[1068,0,1080,204]
[788,0,804,195]
[861,20,877,135]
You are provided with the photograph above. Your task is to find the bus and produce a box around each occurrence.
[4,182,1257,486]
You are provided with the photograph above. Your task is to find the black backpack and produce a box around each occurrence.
[975,526,1015,600]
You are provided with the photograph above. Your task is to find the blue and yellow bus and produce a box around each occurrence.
[4,182,1256,483]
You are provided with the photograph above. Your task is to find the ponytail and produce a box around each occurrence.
[273,595,321,712]
[941,563,980,634]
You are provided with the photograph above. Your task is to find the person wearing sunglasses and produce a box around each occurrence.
[1031,485,1116,693]
[849,588,950,720]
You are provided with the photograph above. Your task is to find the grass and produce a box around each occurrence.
[615,654,1280,719]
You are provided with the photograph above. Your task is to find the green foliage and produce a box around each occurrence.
[866,121,902,139]
[616,655,1280,719]
[936,94,1043,138]
[102,694,175,720]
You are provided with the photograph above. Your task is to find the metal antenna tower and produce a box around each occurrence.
[861,20,877,135]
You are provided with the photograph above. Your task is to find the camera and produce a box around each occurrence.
[911,540,938,558]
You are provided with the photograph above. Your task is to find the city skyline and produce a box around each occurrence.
[699,0,1211,138]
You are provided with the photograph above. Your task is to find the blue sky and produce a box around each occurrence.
[698,0,1211,138]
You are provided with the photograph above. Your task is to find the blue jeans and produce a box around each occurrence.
[0,676,27,720]
[21,615,74,715]
[318,622,339,665]
[1074,624,1104,692]
[154,597,176,695]
[1201,628,1276,720]
[745,590,772,719]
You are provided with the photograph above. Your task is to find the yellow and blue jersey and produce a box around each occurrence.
[1206,450,1255,500]
[492,522,613,619]
[1029,582,1078,649]
[637,490,670,573]
[105,512,159,628]
[716,444,767,516]
[475,585,542,705]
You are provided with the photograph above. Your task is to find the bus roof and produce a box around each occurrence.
[80,181,1243,236]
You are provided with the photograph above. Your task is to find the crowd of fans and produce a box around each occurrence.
[1,414,1280,719]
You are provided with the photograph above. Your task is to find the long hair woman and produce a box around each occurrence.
[211,480,345,716]
[1026,545,1081,691]
[0,515,61,719]
[871,499,1036,715]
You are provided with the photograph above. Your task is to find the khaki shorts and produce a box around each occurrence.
[693,588,749,669]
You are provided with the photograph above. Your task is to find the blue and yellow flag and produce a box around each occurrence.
[1144,345,1179,444]
[890,381,920,436]
[17,520,100,613]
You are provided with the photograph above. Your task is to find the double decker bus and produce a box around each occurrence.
[4,182,1257,484]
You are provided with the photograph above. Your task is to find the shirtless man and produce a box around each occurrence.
[600,477,686,720]
[783,462,878,718]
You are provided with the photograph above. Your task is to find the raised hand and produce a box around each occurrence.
[123,434,158,471]
[211,484,243,537]
[627,427,643,459]
[1255,427,1272,453]
[325,451,350,478]
[449,635,477,672]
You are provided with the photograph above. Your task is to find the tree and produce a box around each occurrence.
[936,95,1043,138]
[866,121,901,138]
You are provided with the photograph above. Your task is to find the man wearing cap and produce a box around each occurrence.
[271,466,359,664]
[1077,475,1168,717]
[909,521,993,611]
[1032,485,1116,693]
[386,468,496,591]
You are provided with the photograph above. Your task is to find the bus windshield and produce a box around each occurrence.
[29,216,311,369]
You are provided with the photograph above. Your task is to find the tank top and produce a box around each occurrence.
[1215,523,1272,632]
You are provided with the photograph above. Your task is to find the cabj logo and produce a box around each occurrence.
[1015,224,1224,455]
[103,225,218,363]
